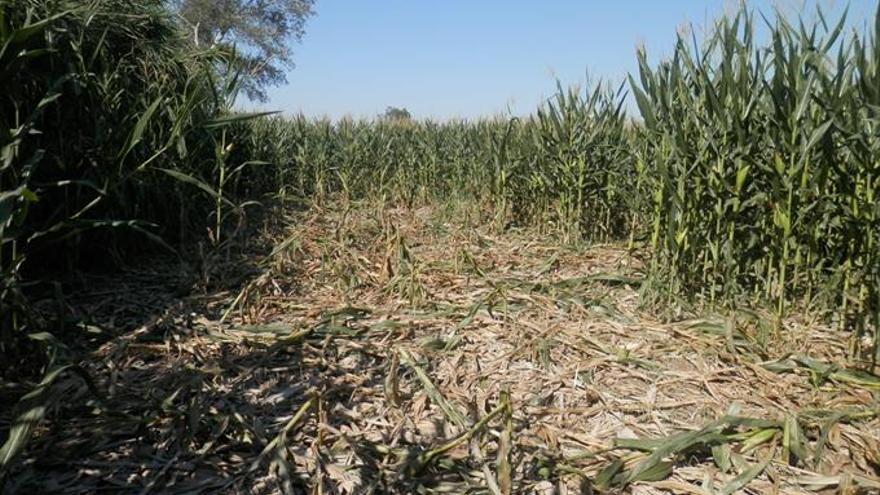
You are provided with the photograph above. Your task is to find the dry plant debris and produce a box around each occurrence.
[2,200,878,494]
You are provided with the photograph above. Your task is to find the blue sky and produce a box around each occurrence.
[255,0,877,120]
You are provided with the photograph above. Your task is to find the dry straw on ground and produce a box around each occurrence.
[3,200,878,494]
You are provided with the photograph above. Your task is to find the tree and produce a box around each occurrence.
[172,0,315,102]
[383,106,412,121]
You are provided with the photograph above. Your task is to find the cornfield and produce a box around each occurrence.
[631,8,880,358]
[2,0,880,492]
[1,0,267,377]
[237,5,880,359]
[241,81,635,243]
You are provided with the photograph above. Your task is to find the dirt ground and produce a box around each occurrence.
[3,200,879,494]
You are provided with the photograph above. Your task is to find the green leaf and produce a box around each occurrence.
[624,426,724,484]
[740,428,777,452]
[719,454,772,495]
[0,186,33,229]
[782,415,807,465]
[734,164,750,194]
[712,444,732,473]
[156,168,234,208]
[200,111,279,130]
[0,9,73,62]
[0,365,72,470]
[119,95,164,160]
[803,120,833,154]
[593,458,624,490]
[629,460,673,482]
[628,74,656,129]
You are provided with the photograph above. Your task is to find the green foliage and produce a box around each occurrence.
[173,0,316,102]
[241,81,635,243]
[382,106,412,121]
[0,0,275,378]
[237,4,879,359]
[630,4,880,356]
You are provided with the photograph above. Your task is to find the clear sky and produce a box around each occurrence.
[254,0,877,120]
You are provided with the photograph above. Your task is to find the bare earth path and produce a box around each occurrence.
[5,202,879,494]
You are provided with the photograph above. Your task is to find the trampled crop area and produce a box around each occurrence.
[5,202,879,493]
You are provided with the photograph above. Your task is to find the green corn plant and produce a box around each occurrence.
[629,3,879,357]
